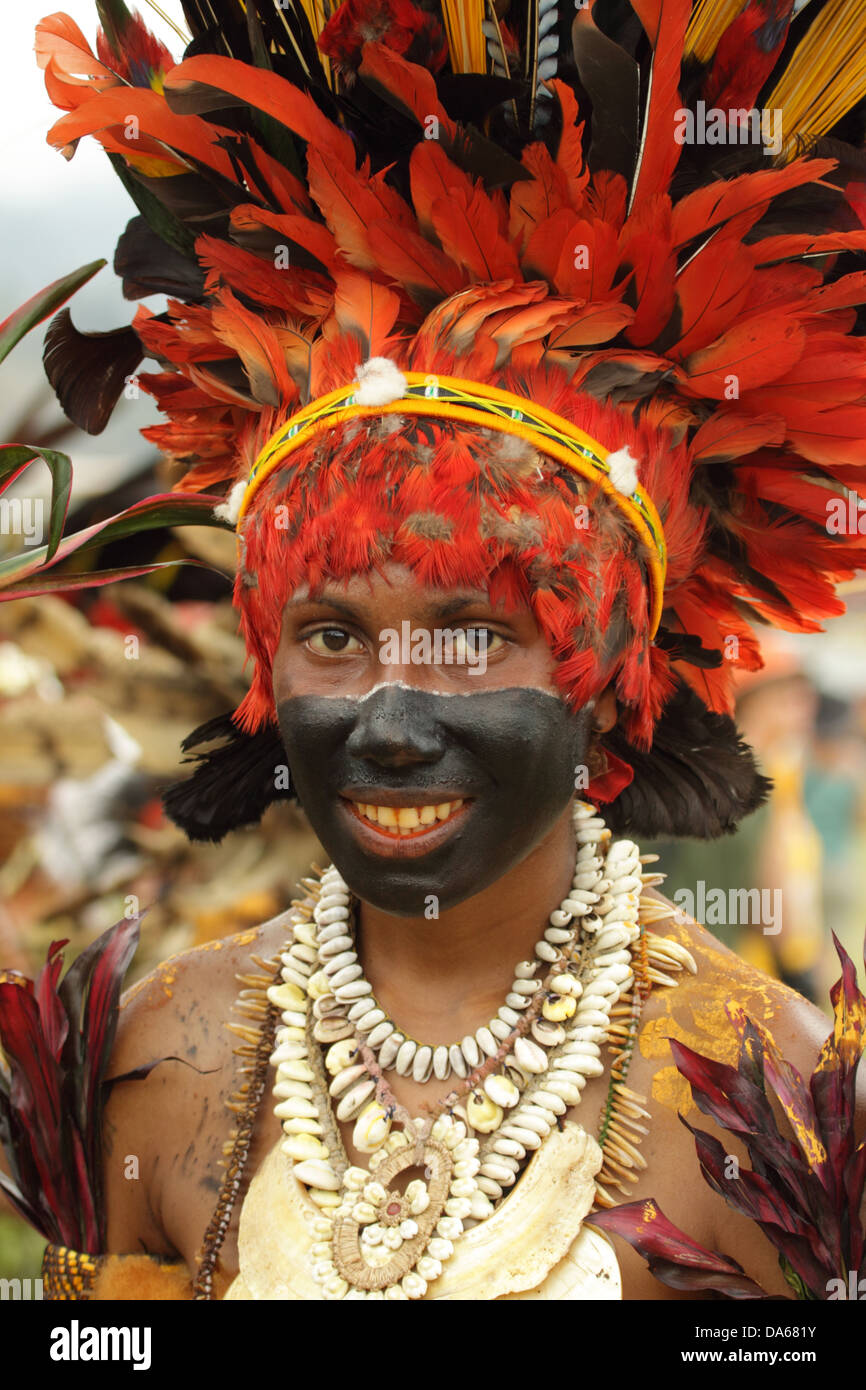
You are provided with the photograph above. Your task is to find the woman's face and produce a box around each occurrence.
[271,563,601,915]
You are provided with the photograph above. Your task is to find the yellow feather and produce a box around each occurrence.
[766,0,866,160]
[441,0,487,74]
[684,0,749,64]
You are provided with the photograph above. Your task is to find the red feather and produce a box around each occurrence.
[210,289,296,407]
[618,194,677,346]
[548,79,590,206]
[672,239,754,360]
[367,221,466,303]
[671,158,838,248]
[431,185,520,282]
[677,314,806,399]
[47,86,236,176]
[307,147,413,271]
[629,0,691,213]
[703,1,794,112]
[690,411,786,462]
[329,271,402,356]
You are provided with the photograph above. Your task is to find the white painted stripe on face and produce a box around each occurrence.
[315,679,579,704]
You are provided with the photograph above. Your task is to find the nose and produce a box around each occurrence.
[345,684,446,768]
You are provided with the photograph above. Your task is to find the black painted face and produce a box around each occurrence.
[276,684,592,915]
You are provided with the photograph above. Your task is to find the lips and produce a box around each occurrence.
[338,794,473,856]
[344,797,465,834]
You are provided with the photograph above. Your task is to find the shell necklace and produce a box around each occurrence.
[267,801,643,1300]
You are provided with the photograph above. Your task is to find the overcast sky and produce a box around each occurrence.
[1,3,188,478]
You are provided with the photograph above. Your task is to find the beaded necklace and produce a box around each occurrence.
[192,801,695,1299]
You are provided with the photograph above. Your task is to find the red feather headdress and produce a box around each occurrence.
[30,0,866,839]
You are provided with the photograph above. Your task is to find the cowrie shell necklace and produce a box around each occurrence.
[268,801,643,1299]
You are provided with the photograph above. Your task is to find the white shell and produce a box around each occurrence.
[514,1037,549,1074]
[328,1063,367,1098]
[292,1159,340,1191]
[366,1020,395,1049]
[395,1039,417,1075]
[510,979,538,997]
[460,1034,480,1067]
[378,1032,404,1069]
[327,962,363,990]
[356,1007,387,1034]
[413,1046,434,1083]
[352,1100,391,1153]
[449,1044,468,1078]
[433,1045,451,1080]
[476,1027,498,1058]
[532,1089,568,1116]
[531,1018,566,1047]
[336,1079,376,1121]
[489,1018,512,1042]
[318,934,353,958]
[513,961,539,979]
[483,1073,519,1108]
[335,980,373,1001]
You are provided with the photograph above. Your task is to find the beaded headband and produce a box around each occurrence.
[234,366,667,637]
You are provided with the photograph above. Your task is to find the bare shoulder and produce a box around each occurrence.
[637,902,832,1083]
[101,910,296,1258]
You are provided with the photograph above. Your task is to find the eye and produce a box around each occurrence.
[451,627,505,659]
[305,626,367,657]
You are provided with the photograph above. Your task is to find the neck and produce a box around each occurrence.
[353,806,578,1045]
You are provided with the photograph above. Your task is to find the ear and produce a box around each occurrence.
[592,684,617,733]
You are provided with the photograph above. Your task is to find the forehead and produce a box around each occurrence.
[284,563,527,617]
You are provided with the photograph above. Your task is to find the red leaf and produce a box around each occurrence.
[587,1199,772,1298]
[34,942,69,1061]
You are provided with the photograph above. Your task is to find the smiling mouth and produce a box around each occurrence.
[342,797,469,837]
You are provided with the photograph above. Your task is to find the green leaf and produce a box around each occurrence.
[779,1255,815,1301]
[0,558,219,601]
[0,491,230,592]
[0,261,106,366]
[0,445,73,562]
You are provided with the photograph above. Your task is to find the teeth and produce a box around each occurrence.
[351,799,465,835]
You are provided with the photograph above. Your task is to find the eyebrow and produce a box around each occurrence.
[284,591,495,620]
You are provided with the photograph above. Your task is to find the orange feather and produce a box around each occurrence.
[163,55,355,170]
[358,41,456,142]
[47,87,238,179]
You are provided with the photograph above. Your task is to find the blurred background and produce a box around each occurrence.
[2,0,866,1284]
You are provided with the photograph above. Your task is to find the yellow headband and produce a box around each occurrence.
[236,370,667,637]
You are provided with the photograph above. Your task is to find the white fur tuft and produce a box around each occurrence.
[215,479,247,526]
[607,445,640,498]
[354,357,408,407]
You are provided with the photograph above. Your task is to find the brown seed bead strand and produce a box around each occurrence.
[191,958,282,1300]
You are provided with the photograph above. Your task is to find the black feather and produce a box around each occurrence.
[114,217,206,301]
[43,311,144,436]
[603,679,772,840]
[161,713,295,843]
